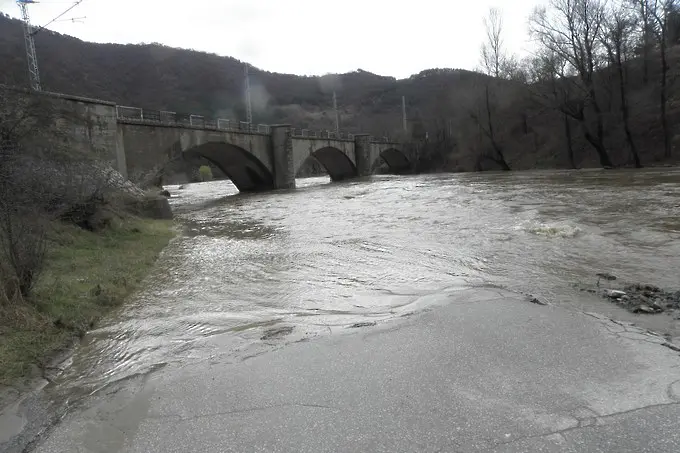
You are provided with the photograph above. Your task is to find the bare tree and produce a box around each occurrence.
[628,0,657,84]
[650,0,677,158]
[481,8,507,78]
[473,7,512,171]
[0,88,51,298]
[602,4,643,167]
[527,51,579,168]
[530,0,614,168]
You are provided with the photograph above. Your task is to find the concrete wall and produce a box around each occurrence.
[1,86,122,174]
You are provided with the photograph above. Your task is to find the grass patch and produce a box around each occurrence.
[0,218,174,384]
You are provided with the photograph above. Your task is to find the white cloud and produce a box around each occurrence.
[1,0,546,78]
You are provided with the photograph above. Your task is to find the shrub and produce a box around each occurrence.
[0,212,47,299]
[198,165,213,182]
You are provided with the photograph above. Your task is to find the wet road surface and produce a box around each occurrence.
[32,289,680,452]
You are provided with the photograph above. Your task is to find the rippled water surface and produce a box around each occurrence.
[55,168,680,396]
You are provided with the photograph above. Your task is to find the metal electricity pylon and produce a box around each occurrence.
[17,0,41,91]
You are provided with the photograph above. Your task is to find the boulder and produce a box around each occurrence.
[604,289,626,299]
[633,305,656,314]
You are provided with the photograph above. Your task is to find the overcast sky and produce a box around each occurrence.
[1,0,545,79]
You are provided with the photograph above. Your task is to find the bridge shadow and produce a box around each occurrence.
[372,148,412,175]
[184,142,275,192]
[310,147,358,181]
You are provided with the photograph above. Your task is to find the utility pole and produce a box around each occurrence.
[333,91,340,135]
[244,63,253,125]
[17,0,41,91]
[402,95,407,133]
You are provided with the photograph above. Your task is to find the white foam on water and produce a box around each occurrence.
[518,222,583,238]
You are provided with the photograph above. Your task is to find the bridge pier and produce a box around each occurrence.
[270,125,296,189]
[354,134,372,177]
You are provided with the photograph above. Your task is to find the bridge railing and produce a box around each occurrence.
[289,129,358,141]
[115,105,394,142]
[116,106,263,133]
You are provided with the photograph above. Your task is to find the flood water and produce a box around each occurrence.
[53,168,680,399]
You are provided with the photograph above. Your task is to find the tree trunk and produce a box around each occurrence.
[587,86,613,168]
[642,37,650,85]
[616,47,642,168]
[582,129,612,167]
[563,113,576,169]
[484,85,511,171]
[659,36,671,158]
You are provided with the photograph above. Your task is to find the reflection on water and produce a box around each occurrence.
[53,168,680,396]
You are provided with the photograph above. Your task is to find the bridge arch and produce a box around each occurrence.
[372,148,411,174]
[307,146,358,181]
[183,141,274,192]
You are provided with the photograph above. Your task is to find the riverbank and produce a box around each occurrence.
[0,218,175,387]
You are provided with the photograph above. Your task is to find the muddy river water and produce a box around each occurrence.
[51,168,680,400]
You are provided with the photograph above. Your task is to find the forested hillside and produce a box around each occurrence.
[2,0,679,173]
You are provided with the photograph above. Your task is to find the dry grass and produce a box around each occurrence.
[0,217,174,384]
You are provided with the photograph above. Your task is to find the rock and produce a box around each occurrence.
[159,189,171,198]
[604,289,626,299]
[643,284,661,293]
[528,296,548,306]
[651,299,665,311]
[633,304,656,314]
[620,295,630,303]
[178,185,185,190]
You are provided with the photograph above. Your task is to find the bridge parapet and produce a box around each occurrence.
[115,106,271,135]
[115,106,393,143]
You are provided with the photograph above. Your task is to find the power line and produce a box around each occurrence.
[32,0,85,35]
[15,0,87,91]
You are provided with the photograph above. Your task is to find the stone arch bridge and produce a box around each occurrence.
[1,88,410,193]
[116,107,410,191]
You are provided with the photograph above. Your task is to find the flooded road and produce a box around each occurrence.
[53,168,680,398]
